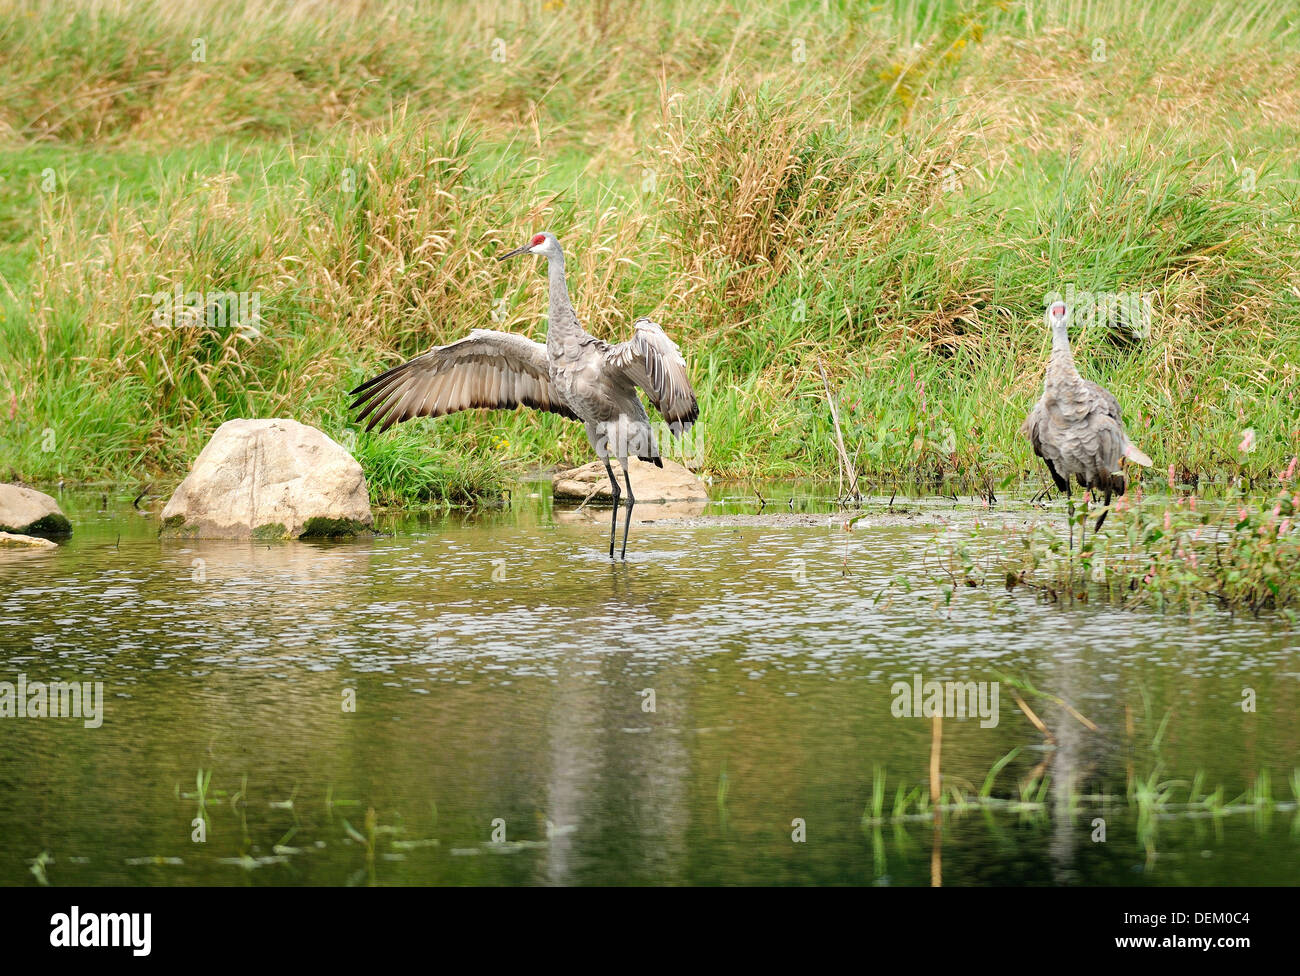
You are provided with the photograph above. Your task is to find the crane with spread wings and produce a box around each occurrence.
[350,232,699,560]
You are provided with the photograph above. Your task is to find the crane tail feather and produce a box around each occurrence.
[1124,443,1153,467]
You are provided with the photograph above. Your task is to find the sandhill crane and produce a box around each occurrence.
[349,231,699,560]
[1022,301,1152,546]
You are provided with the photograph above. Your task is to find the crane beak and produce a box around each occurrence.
[496,243,531,262]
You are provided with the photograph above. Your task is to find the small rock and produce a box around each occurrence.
[553,457,708,503]
[0,531,57,549]
[160,419,373,540]
[0,484,71,536]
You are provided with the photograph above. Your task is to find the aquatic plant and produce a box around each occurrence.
[28,850,52,886]
[930,489,1300,615]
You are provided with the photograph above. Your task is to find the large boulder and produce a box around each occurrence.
[553,457,708,504]
[160,419,372,539]
[0,484,71,536]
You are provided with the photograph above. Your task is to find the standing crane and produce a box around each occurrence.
[349,232,699,560]
[1022,300,1152,546]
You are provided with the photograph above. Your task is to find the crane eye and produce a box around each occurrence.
[530,234,546,246]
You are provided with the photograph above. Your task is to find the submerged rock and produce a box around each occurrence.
[0,484,71,536]
[160,419,373,540]
[553,457,708,504]
[0,530,58,548]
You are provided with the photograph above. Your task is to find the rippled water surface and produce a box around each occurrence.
[1,488,1296,885]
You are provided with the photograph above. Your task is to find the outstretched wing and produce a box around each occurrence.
[350,329,578,433]
[605,318,699,435]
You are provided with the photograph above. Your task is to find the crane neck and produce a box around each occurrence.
[1047,324,1081,386]
[546,252,584,343]
[1051,321,1072,355]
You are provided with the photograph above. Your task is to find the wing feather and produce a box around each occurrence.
[1083,380,1122,422]
[1084,379,1151,467]
[605,317,699,435]
[350,329,579,432]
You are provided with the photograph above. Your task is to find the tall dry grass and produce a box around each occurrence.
[1,0,1298,496]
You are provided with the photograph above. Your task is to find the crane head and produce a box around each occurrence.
[497,231,561,262]
[1045,300,1069,333]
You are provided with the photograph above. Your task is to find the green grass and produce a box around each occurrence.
[2,0,1299,499]
[353,426,510,506]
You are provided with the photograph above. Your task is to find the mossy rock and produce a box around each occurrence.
[300,516,371,538]
[21,512,72,537]
[251,522,290,541]
[158,418,374,540]
[159,514,196,538]
[0,485,72,537]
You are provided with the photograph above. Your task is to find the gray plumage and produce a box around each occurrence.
[1022,301,1152,536]
[350,231,699,559]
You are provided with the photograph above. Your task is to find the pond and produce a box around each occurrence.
[1,487,1296,886]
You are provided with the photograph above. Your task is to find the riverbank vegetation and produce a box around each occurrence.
[2,0,1299,501]
[927,487,1300,615]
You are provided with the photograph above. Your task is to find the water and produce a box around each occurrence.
[1,488,1296,886]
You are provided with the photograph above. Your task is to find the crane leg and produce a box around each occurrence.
[620,459,635,561]
[603,459,621,559]
[1095,490,1112,532]
[1066,493,1074,551]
